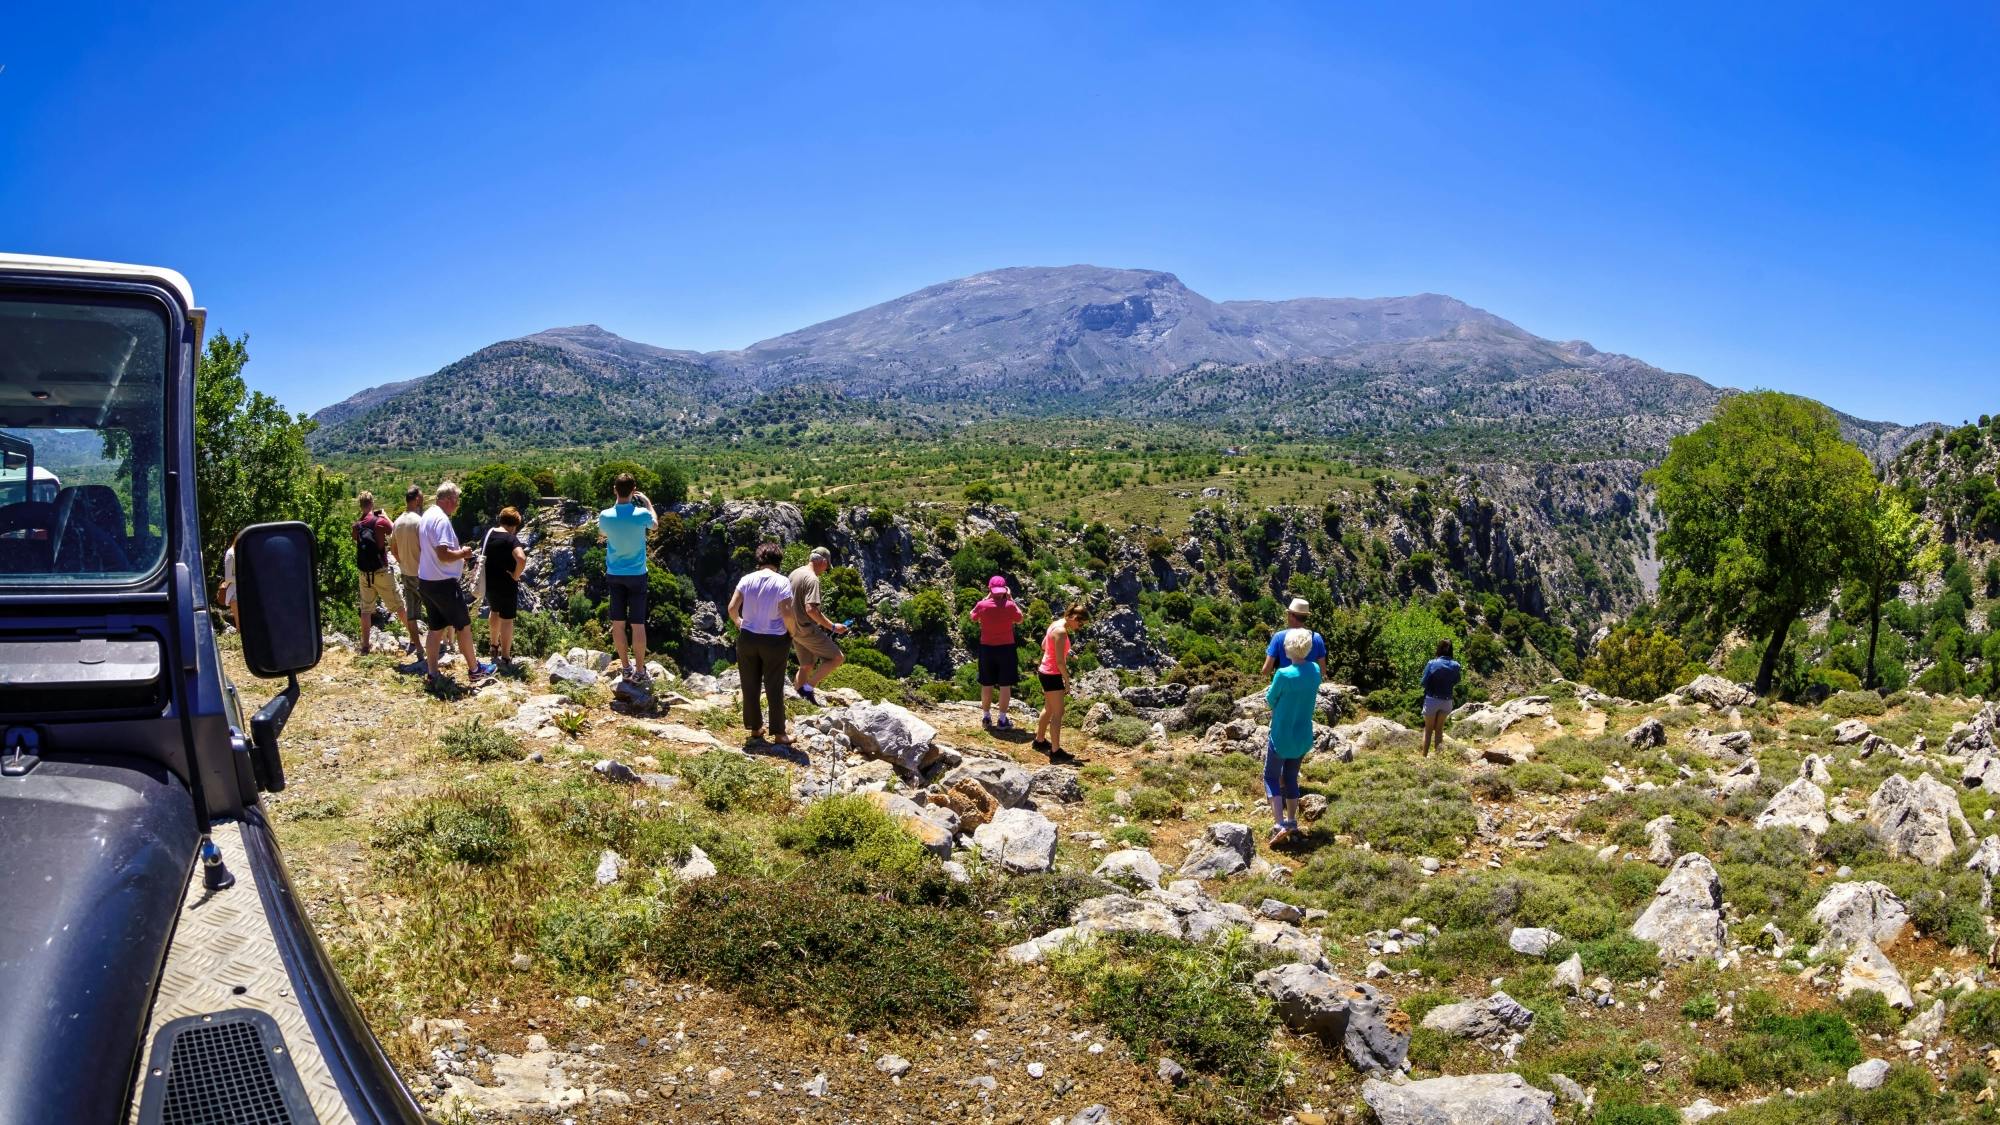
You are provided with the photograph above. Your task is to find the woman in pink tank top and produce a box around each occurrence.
[1032,603,1087,759]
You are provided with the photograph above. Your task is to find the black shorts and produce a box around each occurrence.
[488,583,519,621]
[419,578,471,631]
[607,573,648,625]
[977,642,1019,687]
[1038,672,1066,693]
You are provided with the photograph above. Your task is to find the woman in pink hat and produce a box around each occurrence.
[970,575,1025,728]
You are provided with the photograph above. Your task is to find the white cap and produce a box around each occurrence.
[1287,598,1310,616]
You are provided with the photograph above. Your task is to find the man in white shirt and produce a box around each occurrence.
[416,481,493,687]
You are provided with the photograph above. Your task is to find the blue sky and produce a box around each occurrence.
[4,2,1995,424]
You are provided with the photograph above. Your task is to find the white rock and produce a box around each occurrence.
[1847,1058,1890,1089]
[1838,940,1914,1009]
[594,849,625,886]
[972,807,1059,874]
[1808,881,1909,955]
[1362,1073,1556,1125]
[1631,853,1727,962]
[1508,927,1564,957]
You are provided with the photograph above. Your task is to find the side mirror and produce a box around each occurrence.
[233,521,322,678]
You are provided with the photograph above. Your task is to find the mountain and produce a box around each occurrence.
[310,265,1931,458]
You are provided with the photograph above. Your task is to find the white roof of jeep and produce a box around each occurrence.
[0,253,195,309]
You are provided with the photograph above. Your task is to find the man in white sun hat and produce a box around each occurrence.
[1261,596,1327,676]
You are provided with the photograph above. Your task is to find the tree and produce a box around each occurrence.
[1581,626,1694,702]
[1847,491,1937,690]
[182,333,354,612]
[1649,391,1876,696]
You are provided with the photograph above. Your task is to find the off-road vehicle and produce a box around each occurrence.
[0,254,425,1124]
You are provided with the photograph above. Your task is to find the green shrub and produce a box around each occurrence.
[376,788,518,867]
[776,794,930,879]
[1108,824,1153,847]
[1099,715,1154,747]
[1839,989,1904,1036]
[435,717,522,762]
[649,873,991,1030]
[529,778,639,848]
[1681,991,1720,1021]
[1716,1003,1862,1089]
[1126,786,1182,820]
[1569,933,1659,983]
[1591,1103,1680,1125]
[1824,690,1888,718]
[1506,761,1568,793]
[841,641,896,677]
[1711,824,1816,924]
[677,750,789,812]
[822,662,901,702]
[1051,932,1287,1119]
[1950,988,2000,1041]
[534,891,659,978]
[1313,755,1479,858]
[1292,849,1423,933]
[1003,872,1118,938]
[1188,690,1232,730]
[1689,1051,1745,1091]
[1704,1062,1939,1122]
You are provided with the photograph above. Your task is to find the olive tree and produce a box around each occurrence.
[1847,490,1936,690]
[1648,391,1875,696]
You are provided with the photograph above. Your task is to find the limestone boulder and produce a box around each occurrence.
[1755,777,1829,836]
[1093,848,1165,891]
[1625,717,1666,749]
[1631,853,1727,962]
[971,807,1057,874]
[1680,675,1756,709]
[1420,991,1536,1039]
[1362,1073,1556,1125]
[942,759,1032,809]
[834,702,941,776]
[1837,940,1913,1009]
[1808,881,1909,956]
[1254,963,1411,1075]
[1867,773,1975,867]
[1178,821,1254,880]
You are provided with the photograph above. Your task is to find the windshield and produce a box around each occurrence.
[0,293,169,584]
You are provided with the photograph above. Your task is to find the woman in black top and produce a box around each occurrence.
[484,507,529,667]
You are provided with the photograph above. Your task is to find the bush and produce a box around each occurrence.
[648,873,992,1030]
[776,795,931,880]
[1950,988,2000,1041]
[1824,689,1888,718]
[534,891,659,978]
[1051,932,1287,1118]
[1003,873,1118,938]
[1313,756,1478,858]
[821,662,901,702]
[1187,690,1233,730]
[1582,626,1695,702]
[434,717,522,763]
[1099,715,1155,747]
[678,751,790,812]
[1689,1051,1745,1091]
[1591,1104,1680,1125]
[1569,933,1660,983]
[529,778,639,849]
[1839,989,1903,1036]
[1291,849,1423,933]
[376,788,518,867]
[1126,786,1181,820]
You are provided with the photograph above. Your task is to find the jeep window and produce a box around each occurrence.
[0,294,169,583]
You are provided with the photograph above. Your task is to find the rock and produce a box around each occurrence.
[1259,898,1305,923]
[591,759,640,785]
[942,759,1033,809]
[835,701,941,776]
[1072,894,1185,940]
[1755,777,1829,836]
[1963,750,2000,791]
[1002,926,1089,964]
[1867,773,1975,866]
[861,790,957,858]
[1030,765,1084,804]
[1682,1099,1725,1123]
[1420,991,1536,1039]
[1688,727,1755,758]
[1508,927,1563,957]
[1801,754,1834,787]
[1253,963,1411,1074]
[1681,675,1756,709]
[674,844,717,881]
[1334,715,1412,750]
[1807,881,1909,955]
[1904,1000,1945,1042]
[1452,696,1553,738]
[498,694,574,738]
[1200,717,1268,756]
[508,952,533,971]
[1177,822,1254,880]
[935,777,1000,833]
[1713,756,1761,798]
[875,1054,912,1078]
[1547,1073,1590,1108]
[1094,848,1165,890]
[544,655,600,687]
[1361,1073,1556,1125]
[1554,953,1585,994]
[1847,1058,1890,1090]
[1645,815,1678,866]
[1631,853,1727,962]
[1067,1107,1111,1125]
[1838,940,1913,1009]
[1968,835,2000,880]
[1090,605,1164,668]
[1155,1058,1185,1085]
[971,807,1058,874]
[1625,717,1666,749]
[1833,718,1874,745]
[594,849,624,886]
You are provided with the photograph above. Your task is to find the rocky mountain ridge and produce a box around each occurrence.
[309,265,1933,460]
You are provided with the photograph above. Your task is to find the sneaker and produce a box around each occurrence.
[472,661,498,679]
[1267,824,1292,848]
[982,712,993,727]
[797,684,817,704]
[1032,737,1051,752]
[996,714,1012,730]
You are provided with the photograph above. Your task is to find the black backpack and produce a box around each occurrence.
[355,517,386,573]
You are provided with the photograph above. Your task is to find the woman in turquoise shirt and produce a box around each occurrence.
[1264,628,1322,846]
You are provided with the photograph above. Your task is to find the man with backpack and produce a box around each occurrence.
[352,491,409,656]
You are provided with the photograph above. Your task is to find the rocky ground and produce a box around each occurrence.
[245,638,2000,1124]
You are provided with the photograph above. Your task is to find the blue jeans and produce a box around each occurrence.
[1263,748,1302,803]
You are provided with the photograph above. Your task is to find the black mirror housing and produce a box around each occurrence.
[233,521,322,678]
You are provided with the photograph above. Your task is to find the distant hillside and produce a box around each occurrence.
[310,265,1932,460]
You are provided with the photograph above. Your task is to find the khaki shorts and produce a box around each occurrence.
[398,574,423,621]
[359,568,404,615]
[792,624,843,665]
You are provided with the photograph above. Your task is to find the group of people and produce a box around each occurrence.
[342,475,1469,848]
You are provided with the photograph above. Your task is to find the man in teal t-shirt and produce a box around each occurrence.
[598,473,657,681]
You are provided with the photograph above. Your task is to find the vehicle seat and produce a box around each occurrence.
[51,484,132,574]
[0,500,55,574]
